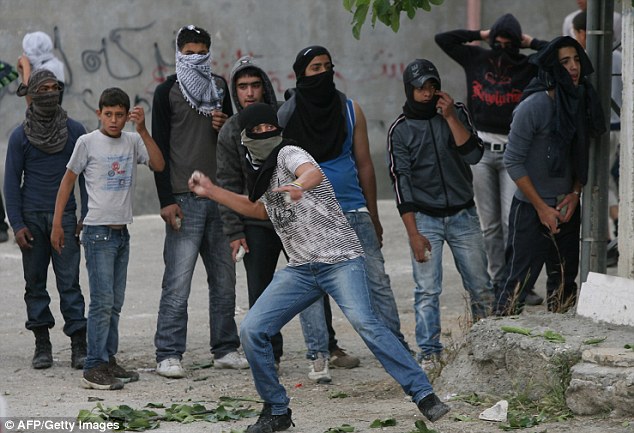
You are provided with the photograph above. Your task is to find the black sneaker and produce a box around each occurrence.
[246,404,294,433]
[108,356,139,383]
[82,363,124,390]
[524,289,544,306]
[417,393,450,422]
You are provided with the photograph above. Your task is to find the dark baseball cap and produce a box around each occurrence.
[403,59,441,89]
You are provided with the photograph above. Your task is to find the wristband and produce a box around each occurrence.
[288,181,303,190]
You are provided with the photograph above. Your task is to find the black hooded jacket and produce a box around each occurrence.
[435,14,547,134]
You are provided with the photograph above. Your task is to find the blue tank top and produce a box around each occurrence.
[319,99,366,212]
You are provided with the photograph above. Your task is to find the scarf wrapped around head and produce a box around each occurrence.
[521,36,605,185]
[239,103,288,202]
[20,69,68,154]
[175,27,223,116]
[283,46,346,163]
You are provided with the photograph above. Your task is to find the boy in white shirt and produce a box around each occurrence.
[52,87,164,390]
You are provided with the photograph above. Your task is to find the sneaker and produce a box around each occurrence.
[329,347,360,369]
[109,356,139,383]
[524,289,544,306]
[82,364,124,390]
[420,353,441,375]
[156,357,186,378]
[214,351,249,369]
[417,393,450,422]
[308,354,331,384]
[246,404,294,433]
[70,329,87,370]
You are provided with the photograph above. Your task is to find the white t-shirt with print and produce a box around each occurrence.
[67,129,149,225]
[261,145,363,266]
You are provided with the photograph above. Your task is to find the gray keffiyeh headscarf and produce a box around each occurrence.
[175,27,223,116]
[18,69,68,154]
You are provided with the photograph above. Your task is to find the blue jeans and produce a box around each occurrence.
[155,194,239,362]
[471,148,516,286]
[243,224,284,362]
[411,207,493,357]
[496,198,580,315]
[240,257,433,415]
[22,211,85,336]
[299,211,410,357]
[81,225,130,370]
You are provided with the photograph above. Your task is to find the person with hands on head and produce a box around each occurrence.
[435,14,548,306]
[387,59,493,374]
[52,87,164,390]
[152,25,247,380]
[190,102,450,433]
[495,36,606,316]
[3,69,87,371]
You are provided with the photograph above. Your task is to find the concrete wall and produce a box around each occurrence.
[0,0,574,216]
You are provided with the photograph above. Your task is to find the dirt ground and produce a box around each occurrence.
[1,201,631,433]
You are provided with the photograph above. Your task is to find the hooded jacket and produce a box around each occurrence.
[435,14,547,134]
[387,104,483,216]
[216,57,279,241]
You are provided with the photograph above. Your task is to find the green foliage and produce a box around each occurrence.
[77,398,259,431]
[325,424,355,432]
[582,336,607,345]
[501,326,532,336]
[369,417,397,427]
[541,330,565,343]
[329,391,350,399]
[625,343,634,351]
[408,419,440,433]
[343,0,445,39]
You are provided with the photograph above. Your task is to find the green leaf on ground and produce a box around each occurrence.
[408,419,439,433]
[501,326,532,336]
[542,330,566,343]
[329,391,349,399]
[369,417,396,427]
[325,424,355,432]
[583,337,607,345]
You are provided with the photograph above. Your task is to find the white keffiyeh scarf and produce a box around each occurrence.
[175,50,223,116]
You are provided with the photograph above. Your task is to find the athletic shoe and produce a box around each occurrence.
[156,357,186,378]
[308,353,331,384]
[214,351,249,369]
[82,364,124,390]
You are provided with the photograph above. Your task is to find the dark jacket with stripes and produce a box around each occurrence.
[387,104,483,217]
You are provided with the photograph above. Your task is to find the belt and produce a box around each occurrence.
[483,141,506,153]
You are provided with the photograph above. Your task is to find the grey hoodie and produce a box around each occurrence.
[216,56,278,241]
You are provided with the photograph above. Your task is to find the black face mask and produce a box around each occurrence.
[296,69,336,106]
[492,42,520,57]
[403,83,440,120]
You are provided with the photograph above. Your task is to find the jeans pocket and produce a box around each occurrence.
[81,231,110,246]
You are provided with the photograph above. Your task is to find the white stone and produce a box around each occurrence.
[479,400,508,422]
[577,272,634,326]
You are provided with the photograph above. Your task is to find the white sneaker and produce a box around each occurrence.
[214,351,249,369]
[156,358,186,378]
[308,354,331,384]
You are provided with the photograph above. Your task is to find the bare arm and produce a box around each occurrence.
[130,106,165,172]
[51,169,79,253]
[189,171,268,220]
[401,212,431,263]
[435,91,471,146]
[351,101,383,243]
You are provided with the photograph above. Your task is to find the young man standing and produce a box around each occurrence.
[4,69,87,370]
[496,37,605,315]
[52,88,165,390]
[278,46,409,371]
[152,25,247,379]
[435,14,547,305]
[190,102,450,432]
[387,59,493,371]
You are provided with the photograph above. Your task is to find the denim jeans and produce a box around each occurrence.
[240,257,433,415]
[81,225,130,370]
[22,211,85,336]
[243,224,284,362]
[411,207,493,357]
[471,148,516,286]
[496,198,580,315]
[155,194,239,362]
[299,211,410,357]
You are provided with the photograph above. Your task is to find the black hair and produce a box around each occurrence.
[99,87,130,111]
[572,11,587,32]
[234,67,262,82]
[176,25,211,50]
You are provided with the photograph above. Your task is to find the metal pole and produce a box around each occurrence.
[581,0,614,281]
